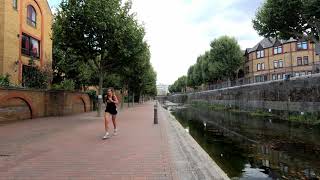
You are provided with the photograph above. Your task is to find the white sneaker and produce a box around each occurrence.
[103,132,110,139]
[113,129,118,136]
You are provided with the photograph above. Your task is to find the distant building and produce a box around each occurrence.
[157,84,169,96]
[244,38,320,83]
[0,0,53,85]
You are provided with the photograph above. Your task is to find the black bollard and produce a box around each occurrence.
[154,103,158,124]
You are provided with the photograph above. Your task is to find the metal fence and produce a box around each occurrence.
[183,72,320,94]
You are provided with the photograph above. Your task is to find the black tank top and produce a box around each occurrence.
[106,96,116,111]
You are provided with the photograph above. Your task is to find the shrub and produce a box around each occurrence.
[86,90,97,98]
[52,79,75,91]
[22,59,51,89]
[86,90,98,110]
[0,74,10,87]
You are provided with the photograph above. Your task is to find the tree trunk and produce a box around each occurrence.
[97,72,103,117]
[121,87,124,109]
[127,86,129,108]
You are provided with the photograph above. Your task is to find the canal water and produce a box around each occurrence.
[168,105,320,180]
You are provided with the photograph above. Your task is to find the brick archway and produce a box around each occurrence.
[0,93,35,119]
[72,95,87,113]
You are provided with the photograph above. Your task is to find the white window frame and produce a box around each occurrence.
[297,41,308,50]
[279,60,283,68]
[257,50,264,58]
[274,60,278,69]
[274,46,282,54]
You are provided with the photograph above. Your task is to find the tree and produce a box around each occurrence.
[169,76,187,93]
[208,36,243,81]
[54,0,148,116]
[199,51,210,83]
[171,36,242,93]
[187,65,195,87]
[253,0,320,43]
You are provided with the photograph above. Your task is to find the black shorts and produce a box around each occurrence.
[105,108,117,115]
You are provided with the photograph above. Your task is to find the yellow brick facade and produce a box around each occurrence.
[244,39,320,83]
[0,0,52,85]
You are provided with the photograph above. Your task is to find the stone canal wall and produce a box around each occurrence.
[0,88,92,122]
[159,74,320,113]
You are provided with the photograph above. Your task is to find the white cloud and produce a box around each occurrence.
[48,0,263,85]
[131,0,262,85]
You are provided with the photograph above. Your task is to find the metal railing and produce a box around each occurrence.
[178,72,320,94]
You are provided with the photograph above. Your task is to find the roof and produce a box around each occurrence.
[247,37,297,53]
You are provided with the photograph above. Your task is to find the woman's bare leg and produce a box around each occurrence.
[112,115,117,130]
[104,113,110,132]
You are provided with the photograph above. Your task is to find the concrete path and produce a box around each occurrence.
[0,102,229,180]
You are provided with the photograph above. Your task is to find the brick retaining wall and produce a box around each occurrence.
[0,88,92,122]
[159,74,320,113]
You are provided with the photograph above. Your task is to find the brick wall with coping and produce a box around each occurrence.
[0,88,92,122]
[160,74,320,113]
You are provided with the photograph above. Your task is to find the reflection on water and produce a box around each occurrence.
[171,106,320,180]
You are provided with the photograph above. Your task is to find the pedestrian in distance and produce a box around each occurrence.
[103,88,119,139]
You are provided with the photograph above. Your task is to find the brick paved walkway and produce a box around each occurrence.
[0,103,174,180]
[0,102,229,180]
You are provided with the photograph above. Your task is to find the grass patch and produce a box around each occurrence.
[190,101,320,125]
[249,110,274,117]
[288,113,320,125]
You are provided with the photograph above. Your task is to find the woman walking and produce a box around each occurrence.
[103,88,119,139]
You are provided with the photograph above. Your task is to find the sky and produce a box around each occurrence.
[48,0,264,85]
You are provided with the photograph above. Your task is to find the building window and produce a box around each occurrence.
[297,57,302,66]
[277,74,283,80]
[297,41,308,50]
[13,0,18,9]
[272,74,277,80]
[255,75,267,82]
[257,63,264,71]
[27,5,36,27]
[274,60,278,69]
[303,56,309,65]
[257,50,264,59]
[21,33,40,58]
[274,46,282,54]
[279,60,283,68]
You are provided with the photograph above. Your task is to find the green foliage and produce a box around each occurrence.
[22,59,50,89]
[169,76,187,93]
[86,89,98,110]
[253,0,320,42]
[209,36,244,80]
[0,74,10,87]
[172,36,243,92]
[86,90,97,98]
[52,79,75,91]
[53,0,157,99]
[250,110,273,117]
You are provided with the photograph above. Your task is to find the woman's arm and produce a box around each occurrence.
[112,95,119,105]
